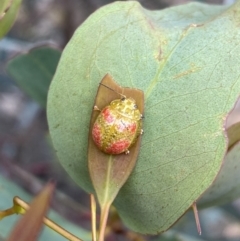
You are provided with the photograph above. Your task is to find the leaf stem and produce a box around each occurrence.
[0,207,16,220]
[91,194,97,241]
[192,201,201,235]
[98,203,110,241]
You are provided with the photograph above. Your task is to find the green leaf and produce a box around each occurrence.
[199,130,240,207]
[47,1,240,234]
[0,0,22,39]
[7,47,61,108]
[197,122,240,207]
[0,0,11,16]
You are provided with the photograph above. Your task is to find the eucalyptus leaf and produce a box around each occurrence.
[0,0,11,17]
[7,47,61,108]
[199,140,240,208]
[47,1,240,234]
[0,0,22,39]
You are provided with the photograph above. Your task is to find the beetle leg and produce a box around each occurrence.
[140,129,144,135]
[93,105,101,111]
[125,149,130,154]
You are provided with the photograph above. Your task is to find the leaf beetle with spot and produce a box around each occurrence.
[92,83,143,155]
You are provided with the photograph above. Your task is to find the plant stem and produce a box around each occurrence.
[98,203,110,241]
[90,194,97,241]
[192,201,201,235]
[0,207,16,220]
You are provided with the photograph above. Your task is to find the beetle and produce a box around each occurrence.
[92,83,143,155]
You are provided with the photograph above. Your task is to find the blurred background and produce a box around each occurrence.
[0,0,240,241]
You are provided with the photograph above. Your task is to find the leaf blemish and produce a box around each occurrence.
[54,123,60,129]
[146,18,155,30]
[173,64,201,79]
[156,48,163,61]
